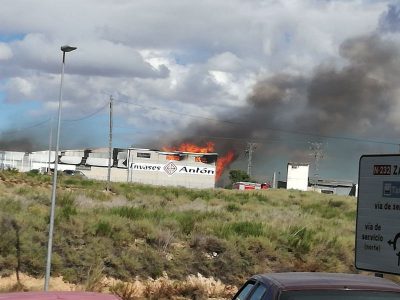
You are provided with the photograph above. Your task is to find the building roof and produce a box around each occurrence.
[252,272,400,292]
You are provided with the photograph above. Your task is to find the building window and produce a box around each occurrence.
[137,152,151,158]
[166,154,181,161]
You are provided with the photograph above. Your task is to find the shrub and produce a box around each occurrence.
[0,198,22,213]
[190,235,227,254]
[217,221,264,238]
[27,169,39,176]
[95,221,113,237]
[252,193,269,203]
[57,192,77,220]
[5,168,19,174]
[285,226,316,256]
[140,247,164,278]
[226,203,240,212]
[85,190,112,202]
[111,207,147,220]
[83,263,106,292]
[110,281,143,300]
[143,273,176,299]
[130,219,156,239]
[178,273,235,299]
[0,170,357,287]
[15,187,30,196]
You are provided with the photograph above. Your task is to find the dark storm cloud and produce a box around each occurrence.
[160,33,400,162]
[379,4,400,33]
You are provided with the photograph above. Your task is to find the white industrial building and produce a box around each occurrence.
[0,147,218,189]
[286,162,309,191]
[126,148,217,188]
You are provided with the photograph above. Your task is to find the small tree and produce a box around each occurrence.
[0,217,21,285]
[229,169,251,185]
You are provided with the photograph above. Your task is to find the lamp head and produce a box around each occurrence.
[61,45,77,52]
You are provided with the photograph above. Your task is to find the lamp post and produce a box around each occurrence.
[44,45,77,291]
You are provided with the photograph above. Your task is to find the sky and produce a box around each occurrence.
[1,0,400,183]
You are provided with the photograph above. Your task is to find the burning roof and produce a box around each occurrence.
[162,142,235,180]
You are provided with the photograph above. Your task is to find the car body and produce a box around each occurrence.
[0,292,121,300]
[62,170,87,178]
[232,272,400,300]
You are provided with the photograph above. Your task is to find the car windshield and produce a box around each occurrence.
[279,290,400,300]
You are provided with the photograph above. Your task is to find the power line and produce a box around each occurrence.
[113,98,400,147]
[62,102,109,122]
[246,142,257,177]
[110,123,399,148]
[0,103,108,139]
[2,96,398,150]
[309,142,325,187]
[114,99,239,125]
[0,118,51,136]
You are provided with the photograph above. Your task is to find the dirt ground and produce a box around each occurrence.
[0,273,77,292]
[0,273,234,299]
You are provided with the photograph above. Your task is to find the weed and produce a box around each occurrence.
[216,222,264,238]
[84,263,106,292]
[0,282,27,292]
[328,199,345,208]
[226,203,240,212]
[190,235,227,254]
[85,190,112,202]
[0,198,22,213]
[0,170,357,287]
[110,281,142,300]
[143,273,176,299]
[57,192,77,220]
[285,226,316,257]
[15,187,30,196]
[95,221,113,237]
[111,207,147,220]
[252,193,269,203]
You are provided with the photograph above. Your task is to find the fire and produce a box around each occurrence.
[216,151,235,180]
[166,155,180,161]
[163,141,215,153]
[163,142,235,180]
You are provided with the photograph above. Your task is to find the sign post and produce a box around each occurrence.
[356,155,400,275]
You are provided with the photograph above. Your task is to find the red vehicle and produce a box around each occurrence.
[0,292,121,300]
[233,272,400,300]
[233,182,270,190]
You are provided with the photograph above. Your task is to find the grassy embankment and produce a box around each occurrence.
[0,169,358,298]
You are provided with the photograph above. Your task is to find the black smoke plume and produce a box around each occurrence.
[159,34,400,179]
[0,136,35,152]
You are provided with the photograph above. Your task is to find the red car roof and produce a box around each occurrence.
[0,292,121,300]
[252,272,400,292]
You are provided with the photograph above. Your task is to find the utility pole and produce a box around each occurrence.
[272,171,276,188]
[246,142,257,178]
[106,95,113,191]
[45,45,77,292]
[309,142,324,188]
[47,118,53,174]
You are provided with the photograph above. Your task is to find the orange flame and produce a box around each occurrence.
[163,141,215,153]
[216,151,235,180]
[166,155,180,161]
[163,142,235,180]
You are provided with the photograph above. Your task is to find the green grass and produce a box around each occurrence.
[0,170,358,285]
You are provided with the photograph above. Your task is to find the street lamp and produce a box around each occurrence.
[44,45,77,291]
